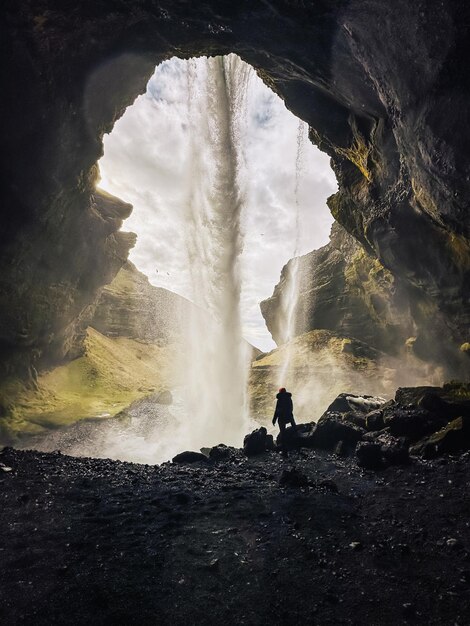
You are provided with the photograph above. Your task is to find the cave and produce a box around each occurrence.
[1,2,470,623]
[1,0,469,387]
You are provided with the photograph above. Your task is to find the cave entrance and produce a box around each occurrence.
[98,54,336,352]
[25,55,337,464]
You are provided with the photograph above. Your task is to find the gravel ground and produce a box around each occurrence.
[0,446,469,625]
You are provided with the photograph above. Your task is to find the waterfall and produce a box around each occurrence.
[277,120,307,387]
[179,55,253,448]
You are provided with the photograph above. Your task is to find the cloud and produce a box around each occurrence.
[98,56,337,351]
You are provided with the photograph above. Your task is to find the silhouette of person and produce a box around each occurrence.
[272,387,297,456]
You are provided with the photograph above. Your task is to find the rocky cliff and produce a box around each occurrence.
[1,0,469,379]
[261,222,416,357]
[91,261,192,344]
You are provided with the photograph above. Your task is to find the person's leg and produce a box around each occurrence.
[279,420,288,457]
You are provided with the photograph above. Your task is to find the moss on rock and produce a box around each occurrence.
[0,328,179,443]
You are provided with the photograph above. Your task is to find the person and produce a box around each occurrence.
[272,387,297,456]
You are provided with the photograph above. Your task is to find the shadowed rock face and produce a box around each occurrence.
[261,222,416,357]
[1,0,469,377]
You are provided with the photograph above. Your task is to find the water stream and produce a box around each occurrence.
[277,120,307,388]
[179,55,253,449]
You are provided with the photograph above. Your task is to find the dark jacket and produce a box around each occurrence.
[273,391,293,423]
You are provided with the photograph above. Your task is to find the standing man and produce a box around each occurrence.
[272,387,297,456]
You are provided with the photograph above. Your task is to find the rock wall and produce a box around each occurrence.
[261,222,416,356]
[1,0,469,378]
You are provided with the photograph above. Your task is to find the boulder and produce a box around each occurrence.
[356,442,384,470]
[156,390,173,405]
[275,423,316,451]
[312,414,364,450]
[375,432,410,465]
[365,409,385,431]
[243,427,274,456]
[209,444,232,461]
[418,391,470,420]
[383,407,447,441]
[172,451,209,464]
[324,393,386,416]
[395,386,442,406]
[344,412,367,429]
[410,415,470,459]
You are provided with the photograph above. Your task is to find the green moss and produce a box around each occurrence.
[0,327,179,441]
[442,381,470,400]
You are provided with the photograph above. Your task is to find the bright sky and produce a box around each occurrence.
[98,56,337,352]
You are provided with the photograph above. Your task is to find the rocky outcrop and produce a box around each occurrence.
[91,261,192,344]
[261,222,415,355]
[263,384,470,464]
[261,221,468,377]
[1,0,470,378]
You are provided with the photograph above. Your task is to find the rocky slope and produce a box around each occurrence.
[1,0,469,380]
[0,262,197,442]
[91,261,192,344]
[0,327,180,445]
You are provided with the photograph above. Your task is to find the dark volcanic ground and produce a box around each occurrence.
[1,446,469,625]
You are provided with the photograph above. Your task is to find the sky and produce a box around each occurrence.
[98,56,337,352]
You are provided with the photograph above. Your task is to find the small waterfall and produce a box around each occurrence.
[277,120,307,387]
[180,55,253,448]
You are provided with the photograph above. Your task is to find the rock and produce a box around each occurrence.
[344,412,367,429]
[275,423,316,451]
[312,414,364,450]
[383,407,446,440]
[207,558,219,571]
[261,225,421,360]
[174,492,192,505]
[365,409,385,431]
[209,444,232,461]
[410,415,470,458]
[172,451,209,464]
[278,468,309,489]
[356,442,384,470]
[91,262,192,344]
[402,603,416,618]
[380,436,410,466]
[243,427,273,456]
[418,391,470,420]
[349,541,362,550]
[0,463,13,472]
[324,393,386,416]
[395,386,443,406]
[156,390,173,405]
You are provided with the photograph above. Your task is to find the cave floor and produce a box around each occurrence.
[0,447,469,625]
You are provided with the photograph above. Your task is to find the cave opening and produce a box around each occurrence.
[17,54,337,464]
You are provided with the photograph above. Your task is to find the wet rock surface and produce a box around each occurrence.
[0,445,469,625]
[274,386,470,470]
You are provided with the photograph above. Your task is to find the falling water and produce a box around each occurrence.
[277,120,307,387]
[179,55,253,449]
